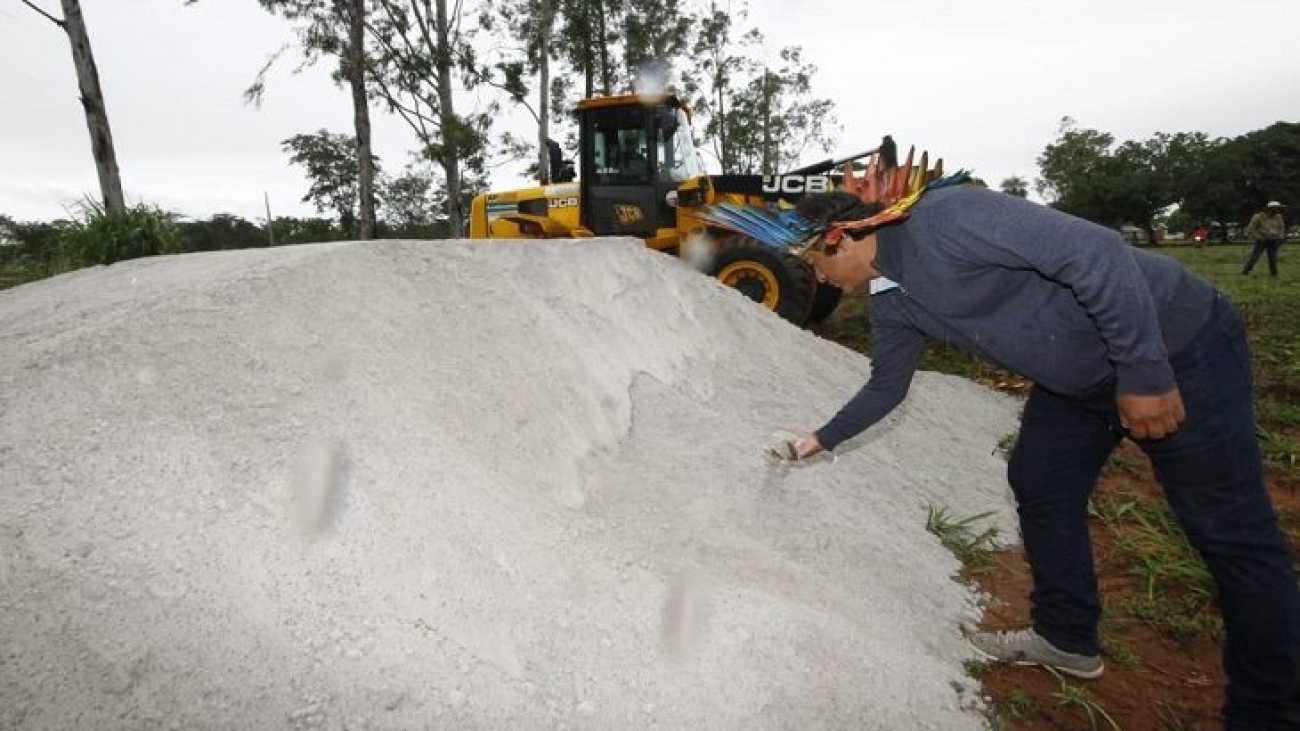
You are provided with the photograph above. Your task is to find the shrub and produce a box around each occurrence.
[55,199,184,267]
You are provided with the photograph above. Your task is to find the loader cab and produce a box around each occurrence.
[577,95,706,237]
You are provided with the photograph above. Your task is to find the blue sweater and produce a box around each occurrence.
[815,185,1218,451]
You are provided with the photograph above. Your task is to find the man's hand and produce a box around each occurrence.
[766,429,825,461]
[1116,389,1186,440]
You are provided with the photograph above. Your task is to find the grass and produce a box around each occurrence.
[1090,489,1223,639]
[924,505,1001,575]
[1159,244,1300,477]
[994,431,1018,461]
[1045,666,1123,731]
[0,201,182,289]
[1005,687,1038,719]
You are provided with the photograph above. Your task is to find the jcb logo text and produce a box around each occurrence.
[761,175,831,194]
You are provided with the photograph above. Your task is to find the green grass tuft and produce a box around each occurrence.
[1091,491,1223,639]
[924,505,1001,574]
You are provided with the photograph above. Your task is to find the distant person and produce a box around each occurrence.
[1192,225,1210,248]
[1242,201,1287,276]
[764,152,1300,731]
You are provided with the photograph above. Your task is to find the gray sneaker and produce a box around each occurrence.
[965,627,1104,679]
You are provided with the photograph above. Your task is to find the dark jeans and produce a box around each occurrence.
[1007,295,1300,731]
[1243,238,1283,276]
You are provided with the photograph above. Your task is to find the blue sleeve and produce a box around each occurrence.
[937,189,1176,395]
[815,295,924,451]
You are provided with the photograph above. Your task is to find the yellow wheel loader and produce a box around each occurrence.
[469,93,883,325]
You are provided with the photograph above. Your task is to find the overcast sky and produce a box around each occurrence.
[2,0,1298,222]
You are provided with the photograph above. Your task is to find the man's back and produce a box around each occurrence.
[873,185,1217,395]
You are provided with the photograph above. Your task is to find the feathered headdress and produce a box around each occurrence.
[695,140,969,253]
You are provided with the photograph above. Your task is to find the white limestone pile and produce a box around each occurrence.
[0,238,1021,730]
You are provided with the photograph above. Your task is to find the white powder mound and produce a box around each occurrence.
[0,239,1022,730]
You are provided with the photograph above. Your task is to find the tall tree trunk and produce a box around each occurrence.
[59,0,125,216]
[344,0,377,239]
[433,0,463,236]
[581,0,594,98]
[596,0,611,95]
[537,0,555,184]
[760,71,774,175]
[714,69,729,172]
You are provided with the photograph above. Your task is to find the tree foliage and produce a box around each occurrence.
[1180,122,1300,226]
[621,0,692,88]
[1035,117,1114,206]
[688,2,757,172]
[551,0,623,98]
[1038,117,1300,239]
[684,9,836,175]
[379,162,443,229]
[177,214,269,251]
[368,0,492,235]
[479,0,838,179]
[722,45,837,174]
[282,130,380,235]
[242,0,379,239]
[282,131,451,235]
[999,176,1028,198]
[1037,119,1219,242]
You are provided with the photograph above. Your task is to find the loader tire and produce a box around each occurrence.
[711,236,817,325]
[807,283,843,324]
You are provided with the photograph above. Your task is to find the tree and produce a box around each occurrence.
[688,1,758,172]
[678,6,839,175]
[379,162,443,231]
[1238,123,1300,208]
[1107,139,1171,244]
[1035,117,1114,206]
[21,0,126,216]
[1180,123,1300,229]
[344,0,378,239]
[722,43,837,174]
[999,176,1029,198]
[274,216,348,244]
[552,0,624,98]
[177,214,269,251]
[621,0,691,88]
[368,0,493,236]
[1035,118,1154,238]
[1036,120,1233,244]
[283,130,381,234]
[480,0,561,183]
[1179,136,1245,227]
[240,0,378,239]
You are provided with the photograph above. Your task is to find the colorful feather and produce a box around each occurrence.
[692,203,818,250]
[695,140,970,254]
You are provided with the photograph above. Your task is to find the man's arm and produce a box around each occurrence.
[815,303,925,451]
